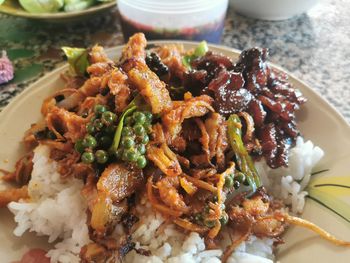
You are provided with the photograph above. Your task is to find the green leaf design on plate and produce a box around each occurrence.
[11,63,43,84]
[307,174,350,223]
[311,169,329,176]
[7,49,35,61]
[0,19,34,42]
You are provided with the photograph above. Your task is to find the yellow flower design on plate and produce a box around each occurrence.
[307,172,350,223]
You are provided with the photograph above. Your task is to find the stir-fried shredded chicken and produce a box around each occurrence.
[0,186,28,207]
[146,123,182,177]
[156,44,187,80]
[46,106,88,142]
[120,33,147,64]
[108,69,131,113]
[162,94,214,141]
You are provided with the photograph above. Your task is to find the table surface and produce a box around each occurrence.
[0,0,349,123]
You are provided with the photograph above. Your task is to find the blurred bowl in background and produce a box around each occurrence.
[0,0,115,22]
[230,0,319,20]
[118,0,229,43]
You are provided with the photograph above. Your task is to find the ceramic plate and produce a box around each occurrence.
[0,1,115,22]
[0,42,349,263]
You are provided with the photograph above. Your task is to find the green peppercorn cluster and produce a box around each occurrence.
[75,104,117,164]
[115,111,152,169]
[224,171,248,190]
[193,201,228,228]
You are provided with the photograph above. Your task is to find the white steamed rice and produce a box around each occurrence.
[8,145,90,263]
[255,137,324,214]
[8,137,324,262]
[123,198,274,263]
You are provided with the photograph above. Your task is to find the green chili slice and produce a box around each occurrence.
[227,114,261,192]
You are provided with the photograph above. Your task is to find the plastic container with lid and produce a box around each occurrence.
[118,0,229,43]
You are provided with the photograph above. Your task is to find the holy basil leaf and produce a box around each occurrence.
[194,41,209,57]
[182,41,208,69]
[61,47,89,76]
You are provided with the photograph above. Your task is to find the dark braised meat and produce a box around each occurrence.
[192,51,234,78]
[186,47,306,168]
[183,51,234,96]
[208,68,250,116]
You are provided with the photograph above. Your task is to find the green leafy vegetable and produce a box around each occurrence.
[227,114,261,192]
[182,56,192,69]
[61,47,89,76]
[19,0,64,13]
[182,41,208,69]
[9,0,113,13]
[64,0,94,12]
[194,41,209,57]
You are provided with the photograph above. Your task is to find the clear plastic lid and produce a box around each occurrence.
[118,0,229,28]
[122,0,223,12]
